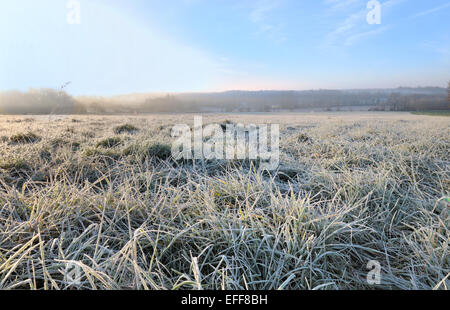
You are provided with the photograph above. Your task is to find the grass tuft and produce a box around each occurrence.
[9,132,40,144]
[0,158,29,170]
[114,124,139,134]
[96,137,122,148]
[144,143,172,160]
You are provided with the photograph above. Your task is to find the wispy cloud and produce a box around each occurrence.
[345,25,390,46]
[321,8,369,49]
[321,0,404,49]
[323,0,359,12]
[410,2,450,19]
[421,40,450,64]
[249,0,280,23]
[247,0,287,43]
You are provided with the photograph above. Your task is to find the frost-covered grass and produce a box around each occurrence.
[0,113,448,290]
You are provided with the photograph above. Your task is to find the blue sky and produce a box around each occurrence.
[0,0,449,95]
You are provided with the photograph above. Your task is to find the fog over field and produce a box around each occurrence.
[1,87,448,115]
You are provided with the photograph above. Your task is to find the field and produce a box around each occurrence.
[0,112,448,290]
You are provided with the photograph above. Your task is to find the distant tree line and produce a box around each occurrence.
[0,89,87,114]
[0,87,448,114]
[369,92,449,111]
[136,89,449,113]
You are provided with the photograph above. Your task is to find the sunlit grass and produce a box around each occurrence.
[0,113,448,290]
